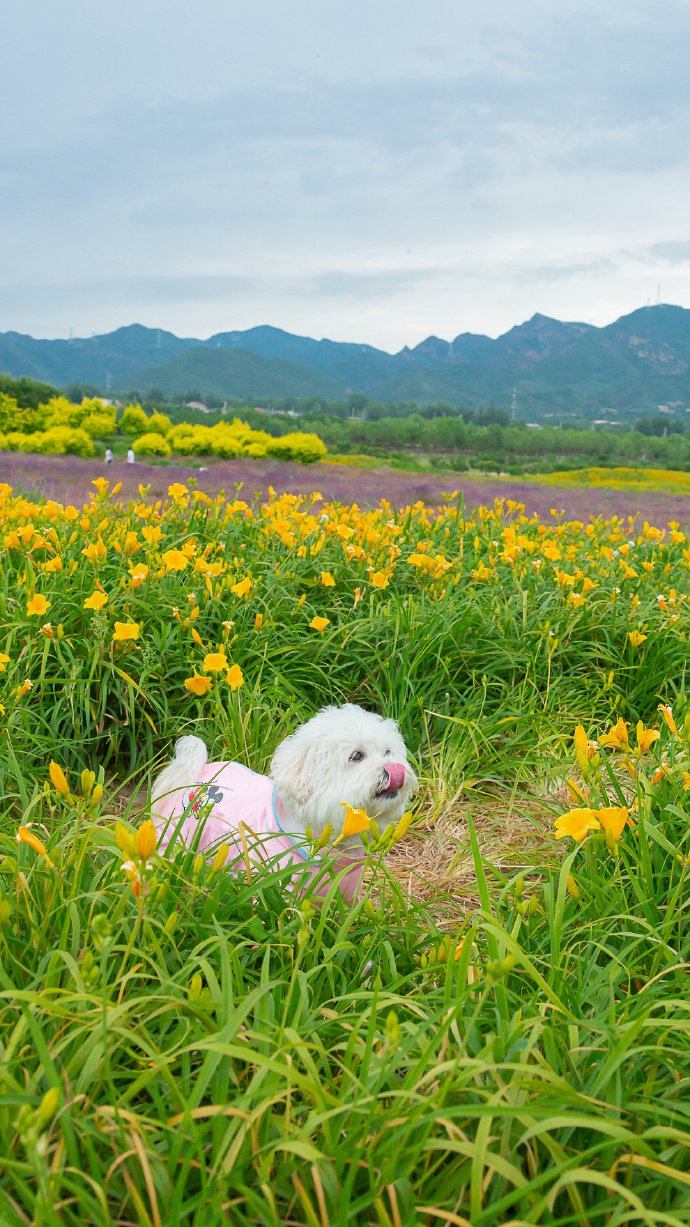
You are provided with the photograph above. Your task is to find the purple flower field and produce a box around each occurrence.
[1,451,689,524]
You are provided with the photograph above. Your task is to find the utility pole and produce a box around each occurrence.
[511,386,517,422]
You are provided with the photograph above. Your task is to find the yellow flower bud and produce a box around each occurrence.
[80,769,96,798]
[210,843,229,874]
[115,822,135,857]
[49,761,70,799]
[37,1087,60,1124]
[90,784,104,808]
[391,812,413,844]
[135,819,157,861]
[385,1010,402,1049]
[313,823,334,852]
[164,911,179,936]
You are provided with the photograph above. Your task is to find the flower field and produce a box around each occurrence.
[529,466,690,495]
[2,476,690,1224]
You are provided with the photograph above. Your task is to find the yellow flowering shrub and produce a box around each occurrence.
[132,432,172,458]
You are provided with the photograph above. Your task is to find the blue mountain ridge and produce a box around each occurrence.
[1,305,689,417]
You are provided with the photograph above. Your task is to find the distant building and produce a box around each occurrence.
[185,401,210,413]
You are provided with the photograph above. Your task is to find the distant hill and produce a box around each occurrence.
[2,305,690,420]
[134,346,342,400]
[0,324,199,387]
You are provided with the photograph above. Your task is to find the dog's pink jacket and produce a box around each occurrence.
[153,760,364,902]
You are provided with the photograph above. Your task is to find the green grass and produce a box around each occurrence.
[3,741,690,1225]
[2,481,690,1223]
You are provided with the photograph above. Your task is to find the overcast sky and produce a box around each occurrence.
[2,0,690,351]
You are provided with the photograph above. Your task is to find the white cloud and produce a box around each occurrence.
[2,0,690,348]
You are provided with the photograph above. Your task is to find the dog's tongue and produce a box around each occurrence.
[383,762,405,792]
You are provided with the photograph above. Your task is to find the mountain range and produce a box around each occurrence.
[2,304,690,420]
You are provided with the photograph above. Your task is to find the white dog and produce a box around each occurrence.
[151,703,417,901]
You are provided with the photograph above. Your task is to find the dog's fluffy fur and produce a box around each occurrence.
[151,703,417,850]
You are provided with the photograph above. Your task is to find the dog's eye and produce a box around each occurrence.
[384,749,391,756]
[349,750,365,763]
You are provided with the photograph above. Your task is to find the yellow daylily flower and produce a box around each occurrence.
[369,570,389,589]
[184,673,213,696]
[636,722,660,754]
[82,538,107,565]
[161,548,189,572]
[26,594,50,617]
[225,664,244,690]
[231,577,252,598]
[83,590,108,611]
[627,630,648,648]
[553,808,601,842]
[658,704,678,736]
[333,803,372,845]
[203,651,228,673]
[595,807,632,840]
[599,717,630,750]
[112,621,140,643]
[129,564,149,589]
[309,616,330,633]
[16,824,54,868]
[121,859,142,897]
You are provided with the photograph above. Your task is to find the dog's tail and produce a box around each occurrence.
[170,735,209,776]
[151,735,209,812]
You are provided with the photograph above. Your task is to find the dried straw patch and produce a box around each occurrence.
[385,787,561,927]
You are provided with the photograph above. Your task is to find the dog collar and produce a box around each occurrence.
[271,788,316,862]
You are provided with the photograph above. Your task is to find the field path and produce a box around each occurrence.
[2,451,689,522]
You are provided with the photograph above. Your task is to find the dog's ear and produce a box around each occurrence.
[270,733,316,807]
